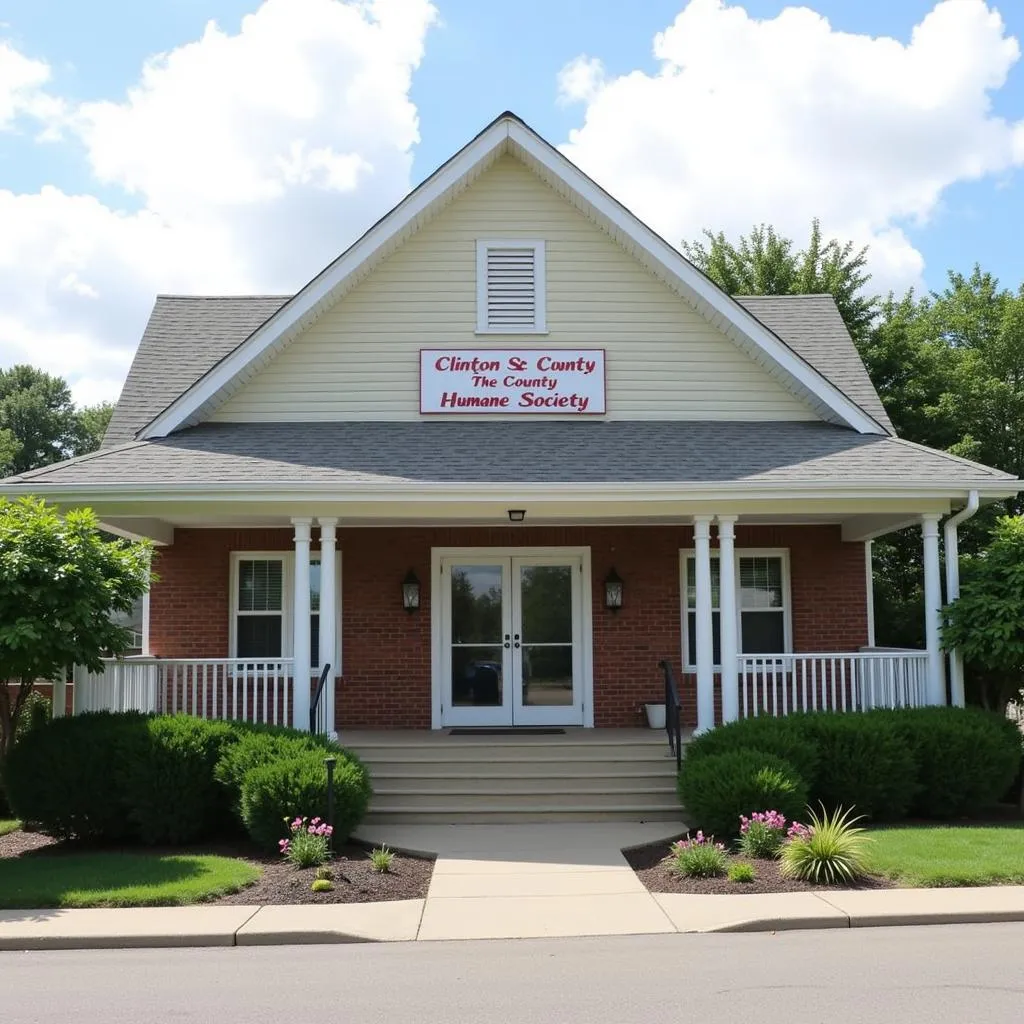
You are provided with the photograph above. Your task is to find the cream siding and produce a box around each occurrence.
[212,156,817,423]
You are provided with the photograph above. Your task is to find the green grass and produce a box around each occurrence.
[867,825,1024,887]
[0,853,262,908]
[0,819,21,837]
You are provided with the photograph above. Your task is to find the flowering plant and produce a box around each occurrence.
[738,810,789,859]
[279,816,334,868]
[786,821,812,841]
[667,831,727,878]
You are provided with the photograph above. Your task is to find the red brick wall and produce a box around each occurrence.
[148,524,868,729]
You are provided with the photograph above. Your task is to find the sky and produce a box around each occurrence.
[2,0,1024,406]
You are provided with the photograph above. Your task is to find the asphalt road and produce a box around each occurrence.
[2,924,1023,1023]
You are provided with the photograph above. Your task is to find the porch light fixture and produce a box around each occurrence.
[401,569,421,612]
[507,509,526,523]
[604,568,624,611]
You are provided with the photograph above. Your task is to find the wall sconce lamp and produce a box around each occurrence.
[401,569,421,612]
[604,568,624,611]
[507,509,526,523]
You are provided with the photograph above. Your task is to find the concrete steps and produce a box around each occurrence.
[346,730,685,825]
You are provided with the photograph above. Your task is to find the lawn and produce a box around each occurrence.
[868,825,1024,887]
[0,852,261,908]
[0,819,21,837]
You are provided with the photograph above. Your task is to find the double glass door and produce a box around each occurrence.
[441,554,584,727]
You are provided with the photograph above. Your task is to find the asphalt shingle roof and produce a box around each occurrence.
[16,421,1011,488]
[103,292,893,448]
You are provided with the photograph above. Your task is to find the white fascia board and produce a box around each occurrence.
[142,122,513,439]
[507,123,887,435]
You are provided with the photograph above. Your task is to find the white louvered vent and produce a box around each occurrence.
[476,240,546,333]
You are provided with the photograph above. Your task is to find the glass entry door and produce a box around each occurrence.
[441,554,584,727]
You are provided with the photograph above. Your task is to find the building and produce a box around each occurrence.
[1,113,1017,749]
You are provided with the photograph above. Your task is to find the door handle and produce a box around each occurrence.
[514,633,521,649]
[503,633,511,649]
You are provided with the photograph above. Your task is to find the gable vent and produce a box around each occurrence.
[477,240,546,333]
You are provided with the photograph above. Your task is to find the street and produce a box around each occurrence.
[1,924,1023,1023]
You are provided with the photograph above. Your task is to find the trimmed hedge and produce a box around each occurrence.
[677,749,808,840]
[680,707,1022,830]
[4,713,372,848]
[241,750,371,850]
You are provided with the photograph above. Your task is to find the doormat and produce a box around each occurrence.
[448,728,566,736]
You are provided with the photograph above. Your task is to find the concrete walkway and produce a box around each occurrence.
[3,823,1024,948]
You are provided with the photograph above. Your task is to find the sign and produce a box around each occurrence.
[420,349,606,415]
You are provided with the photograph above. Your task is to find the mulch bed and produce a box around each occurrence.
[624,834,893,896]
[0,828,434,905]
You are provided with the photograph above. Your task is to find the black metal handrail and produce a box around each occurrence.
[309,663,331,734]
[658,659,683,772]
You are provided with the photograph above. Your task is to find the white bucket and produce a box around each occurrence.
[644,702,666,729]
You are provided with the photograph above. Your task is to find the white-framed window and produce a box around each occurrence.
[476,239,546,333]
[229,552,342,671]
[680,549,792,670]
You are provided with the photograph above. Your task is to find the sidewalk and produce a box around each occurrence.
[2,823,1024,949]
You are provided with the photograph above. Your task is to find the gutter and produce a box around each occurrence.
[944,490,980,707]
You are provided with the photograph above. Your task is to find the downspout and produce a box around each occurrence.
[944,490,980,707]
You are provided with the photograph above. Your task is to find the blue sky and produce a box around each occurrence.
[2,0,1023,401]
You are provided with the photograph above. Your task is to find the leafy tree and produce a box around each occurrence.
[682,218,876,342]
[73,401,115,456]
[943,516,1024,711]
[0,366,81,476]
[0,498,151,764]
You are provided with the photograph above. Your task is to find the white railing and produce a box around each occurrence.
[73,658,295,726]
[737,651,930,718]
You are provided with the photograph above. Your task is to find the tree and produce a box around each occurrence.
[943,515,1024,711]
[0,365,81,476]
[73,401,115,456]
[682,218,876,343]
[0,498,151,763]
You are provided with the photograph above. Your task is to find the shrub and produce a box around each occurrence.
[791,712,916,820]
[728,862,756,883]
[4,711,150,841]
[213,727,343,823]
[311,878,334,893]
[240,750,370,851]
[779,805,871,885]
[678,749,808,840]
[884,707,1022,818]
[738,810,788,858]
[667,833,727,878]
[280,815,333,867]
[126,717,239,845]
[683,715,821,789]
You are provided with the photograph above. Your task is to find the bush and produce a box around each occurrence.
[794,712,916,821]
[728,862,756,883]
[4,711,150,841]
[126,717,239,845]
[678,749,808,840]
[667,833,727,878]
[737,810,789,858]
[213,726,342,822]
[779,805,871,884]
[279,816,333,867]
[883,707,1021,818]
[683,715,820,788]
[240,750,370,851]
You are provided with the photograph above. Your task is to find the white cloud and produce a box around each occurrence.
[558,0,1024,294]
[556,55,606,106]
[0,0,437,403]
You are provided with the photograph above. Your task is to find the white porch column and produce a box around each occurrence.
[317,517,338,736]
[694,515,715,734]
[944,490,979,708]
[717,516,739,724]
[864,540,876,648]
[921,513,946,705]
[51,673,67,718]
[292,517,313,731]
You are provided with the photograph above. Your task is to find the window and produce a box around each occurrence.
[681,551,790,669]
[231,553,340,670]
[476,239,546,333]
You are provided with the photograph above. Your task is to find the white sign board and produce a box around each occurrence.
[420,349,606,415]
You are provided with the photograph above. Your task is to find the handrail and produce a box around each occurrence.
[309,663,331,734]
[658,659,683,772]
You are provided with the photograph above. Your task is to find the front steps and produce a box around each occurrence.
[345,729,684,825]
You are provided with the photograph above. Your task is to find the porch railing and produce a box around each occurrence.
[737,651,929,718]
[73,658,295,726]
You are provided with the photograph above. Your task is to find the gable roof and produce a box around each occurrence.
[136,112,890,439]
[105,292,890,448]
